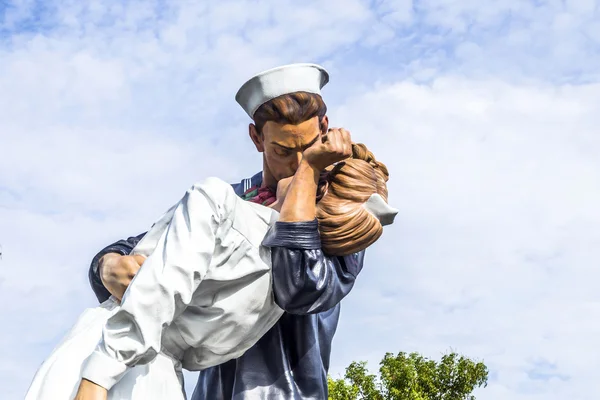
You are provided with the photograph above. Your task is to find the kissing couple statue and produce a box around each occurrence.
[25,63,398,400]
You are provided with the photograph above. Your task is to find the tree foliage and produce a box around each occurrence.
[328,351,489,400]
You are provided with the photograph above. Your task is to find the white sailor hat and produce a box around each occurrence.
[235,63,330,119]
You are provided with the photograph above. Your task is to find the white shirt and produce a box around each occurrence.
[81,177,284,390]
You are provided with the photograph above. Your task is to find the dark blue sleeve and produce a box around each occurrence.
[262,219,365,314]
[88,233,146,303]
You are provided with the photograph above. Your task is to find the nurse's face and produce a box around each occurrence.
[267,176,294,212]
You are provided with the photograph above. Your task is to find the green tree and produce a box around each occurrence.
[328,351,489,400]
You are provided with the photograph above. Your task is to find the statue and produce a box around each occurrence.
[25,64,397,400]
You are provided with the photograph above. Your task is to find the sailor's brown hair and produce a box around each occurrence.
[252,92,327,133]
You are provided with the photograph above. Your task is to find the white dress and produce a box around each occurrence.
[25,177,284,399]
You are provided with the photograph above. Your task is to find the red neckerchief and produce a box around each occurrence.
[242,185,277,207]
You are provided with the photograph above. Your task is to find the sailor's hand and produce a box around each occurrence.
[302,127,352,171]
[99,253,146,301]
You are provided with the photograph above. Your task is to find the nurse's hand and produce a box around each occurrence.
[73,379,108,400]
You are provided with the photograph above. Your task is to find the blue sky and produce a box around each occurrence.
[2,0,600,399]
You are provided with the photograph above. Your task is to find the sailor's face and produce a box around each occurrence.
[259,116,323,182]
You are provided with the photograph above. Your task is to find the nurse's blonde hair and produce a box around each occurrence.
[316,143,390,256]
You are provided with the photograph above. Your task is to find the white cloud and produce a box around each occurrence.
[328,76,600,400]
[1,1,599,399]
